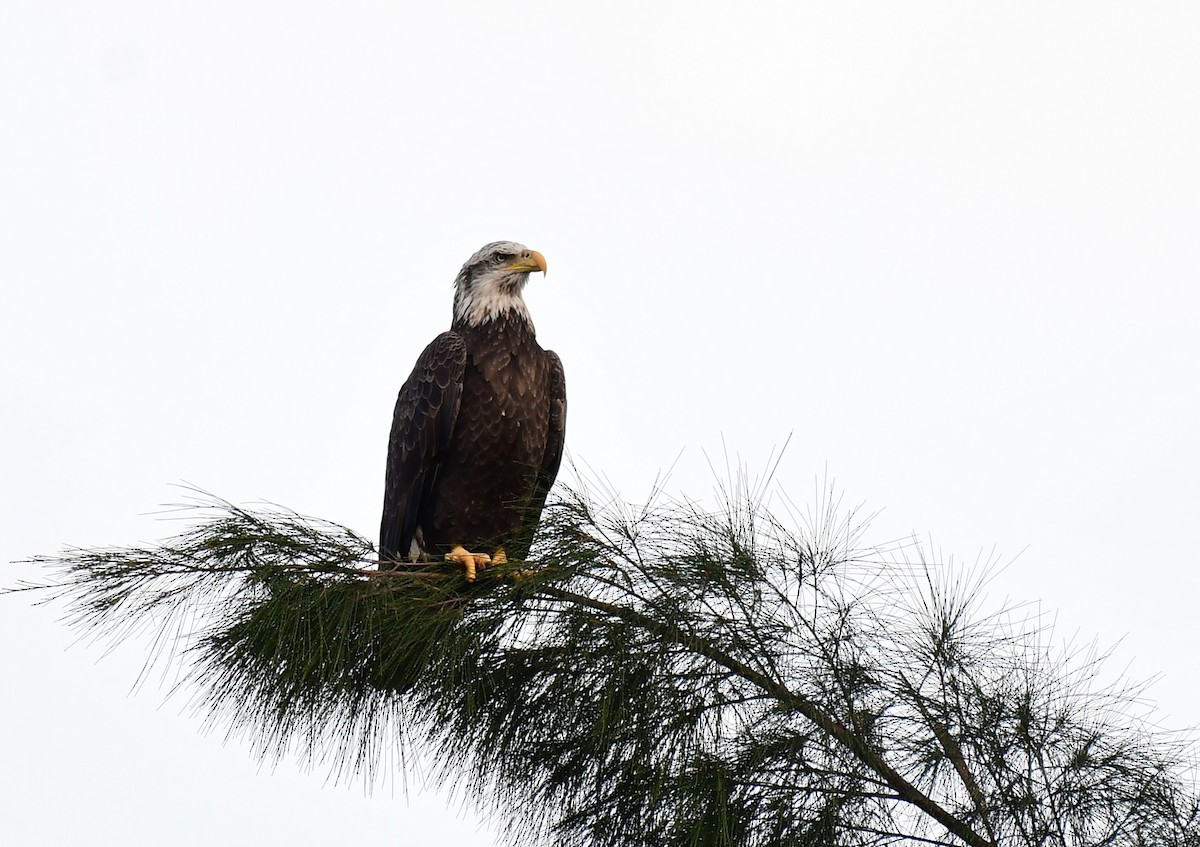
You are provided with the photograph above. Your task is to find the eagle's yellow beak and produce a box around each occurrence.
[508,250,547,276]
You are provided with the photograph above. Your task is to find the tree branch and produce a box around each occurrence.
[535,584,994,847]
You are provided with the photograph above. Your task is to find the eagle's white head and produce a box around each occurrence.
[452,241,547,328]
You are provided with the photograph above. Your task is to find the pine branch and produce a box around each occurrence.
[536,582,990,847]
[15,483,1200,847]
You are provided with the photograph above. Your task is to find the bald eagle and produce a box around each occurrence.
[379,242,566,580]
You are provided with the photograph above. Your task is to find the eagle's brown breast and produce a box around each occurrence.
[417,316,553,554]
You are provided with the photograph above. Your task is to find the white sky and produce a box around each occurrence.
[3,2,1198,844]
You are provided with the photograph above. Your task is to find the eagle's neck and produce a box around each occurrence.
[453,284,534,331]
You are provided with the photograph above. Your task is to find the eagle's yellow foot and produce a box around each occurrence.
[489,548,531,580]
[446,545,491,581]
[490,548,534,581]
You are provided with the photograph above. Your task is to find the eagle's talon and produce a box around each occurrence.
[490,550,535,581]
[446,545,491,581]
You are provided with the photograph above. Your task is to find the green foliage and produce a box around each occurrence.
[18,485,1200,847]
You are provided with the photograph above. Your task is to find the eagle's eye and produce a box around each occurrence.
[494,252,512,264]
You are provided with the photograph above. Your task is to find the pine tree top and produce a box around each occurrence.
[15,481,1200,847]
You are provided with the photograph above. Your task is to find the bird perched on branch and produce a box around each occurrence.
[379,242,566,580]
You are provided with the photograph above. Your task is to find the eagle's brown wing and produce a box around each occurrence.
[510,349,567,561]
[379,332,466,564]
